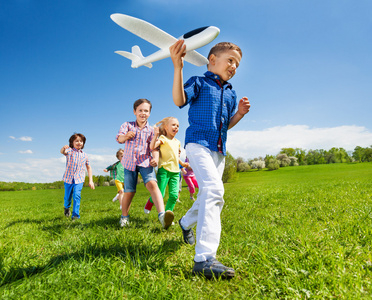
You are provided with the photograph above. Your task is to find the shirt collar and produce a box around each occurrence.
[204,71,232,89]
[72,148,83,152]
[135,120,149,130]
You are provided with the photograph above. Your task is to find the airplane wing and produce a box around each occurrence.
[111,13,209,67]
[184,51,209,67]
[111,13,177,49]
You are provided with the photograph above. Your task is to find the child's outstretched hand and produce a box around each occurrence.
[60,145,69,155]
[125,131,136,140]
[170,40,186,69]
[238,97,250,116]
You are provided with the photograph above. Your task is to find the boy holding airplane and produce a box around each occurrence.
[170,40,251,279]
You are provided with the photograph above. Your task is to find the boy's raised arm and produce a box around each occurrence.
[60,145,68,155]
[228,97,251,129]
[170,40,187,107]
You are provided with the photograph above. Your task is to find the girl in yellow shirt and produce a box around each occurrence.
[144,117,188,213]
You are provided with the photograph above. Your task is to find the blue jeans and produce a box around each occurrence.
[64,180,84,219]
[124,166,157,192]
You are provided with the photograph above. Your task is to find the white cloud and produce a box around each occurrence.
[18,150,33,154]
[227,125,372,159]
[9,136,33,141]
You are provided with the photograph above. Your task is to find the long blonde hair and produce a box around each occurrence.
[155,117,178,137]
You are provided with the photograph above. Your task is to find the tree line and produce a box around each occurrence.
[2,146,371,190]
[222,145,372,182]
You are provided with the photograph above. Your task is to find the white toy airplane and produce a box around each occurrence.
[110,13,220,68]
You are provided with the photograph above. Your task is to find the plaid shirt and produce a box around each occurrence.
[116,121,154,171]
[181,71,237,156]
[62,148,90,184]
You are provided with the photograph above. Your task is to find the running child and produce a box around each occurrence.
[170,40,251,279]
[143,117,185,214]
[116,99,174,229]
[104,149,124,209]
[61,133,95,220]
[183,157,198,201]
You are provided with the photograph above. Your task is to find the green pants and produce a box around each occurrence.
[150,167,179,211]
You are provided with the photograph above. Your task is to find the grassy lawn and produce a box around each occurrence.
[0,163,371,299]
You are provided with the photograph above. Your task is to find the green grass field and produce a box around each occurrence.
[1,163,371,299]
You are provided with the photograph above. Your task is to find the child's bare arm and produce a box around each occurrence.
[117,131,136,144]
[60,145,69,155]
[170,40,187,107]
[229,97,250,129]
[150,127,161,150]
[179,159,189,169]
[150,149,159,167]
[86,165,95,190]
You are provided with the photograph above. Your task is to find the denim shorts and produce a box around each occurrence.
[124,166,157,192]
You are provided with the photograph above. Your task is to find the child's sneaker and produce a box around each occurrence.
[64,208,70,217]
[119,216,129,227]
[144,198,153,214]
[190,196,195,201]
[112,194,119,202]
[159,211,174,230]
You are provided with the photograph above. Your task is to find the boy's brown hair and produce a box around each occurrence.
[133,98,152,111]
[69,133,86,149]
[116,148,124,160]
[207,42,242,59]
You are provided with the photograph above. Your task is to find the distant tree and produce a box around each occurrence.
[276,153,291,167]
[250,159,265,170]
[264,154,275,167]
[295,148,307,165]
[222,152,237,183]
[280,148,296,157]
[237,162,251,172]
[326,147,351,164]
[353,146,372,162]
[267,158,280,171]
[236,157,250,172]
[289,156,299,166]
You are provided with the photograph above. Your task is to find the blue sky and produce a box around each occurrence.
[1,0,372,183]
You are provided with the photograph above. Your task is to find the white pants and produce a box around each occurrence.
[182,143,225,262]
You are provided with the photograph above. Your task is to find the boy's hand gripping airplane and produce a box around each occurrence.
[110,13,220,68]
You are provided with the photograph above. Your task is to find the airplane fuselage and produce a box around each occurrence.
[131,26,220,68]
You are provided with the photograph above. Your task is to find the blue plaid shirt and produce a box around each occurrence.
[180,71,237,156]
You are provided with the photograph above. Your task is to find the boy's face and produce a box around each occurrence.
[73,137,84,150]
[133,103,151,125]
[208,49,241,83]
[117,152,124,161]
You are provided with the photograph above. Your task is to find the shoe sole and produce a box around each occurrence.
[193,268,235,279]
[163,211,174,230]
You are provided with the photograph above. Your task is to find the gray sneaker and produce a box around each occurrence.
[120,216,129,227]
[159,210,174,230]
[179,218,195,245]
[192,258,235,279]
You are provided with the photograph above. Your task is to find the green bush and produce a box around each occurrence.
[222,151,237,183]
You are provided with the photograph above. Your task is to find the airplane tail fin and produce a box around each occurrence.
[114,46,152,68]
